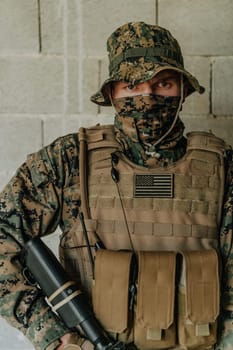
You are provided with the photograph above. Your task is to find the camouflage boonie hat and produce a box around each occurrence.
[90,22,205,106]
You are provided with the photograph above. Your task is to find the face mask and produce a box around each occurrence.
[113,94,182,146]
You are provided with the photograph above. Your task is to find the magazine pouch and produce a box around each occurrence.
[134,251,176,349]
[92,249,133,335]
[178,250,220,349]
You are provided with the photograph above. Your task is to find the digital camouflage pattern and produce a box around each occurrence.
[0,127,233,349]
[91,22,204,106]
[0,133,81,350]
[114,94,186,167]
[214,156,233,350]
[0,19,232,350]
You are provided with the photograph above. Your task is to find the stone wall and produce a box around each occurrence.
[0,1,232,349]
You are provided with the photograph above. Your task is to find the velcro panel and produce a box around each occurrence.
[92,249,132,333]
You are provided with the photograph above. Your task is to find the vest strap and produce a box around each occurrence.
[78,127,90,218]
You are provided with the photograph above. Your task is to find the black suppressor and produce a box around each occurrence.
[21,237,124,350]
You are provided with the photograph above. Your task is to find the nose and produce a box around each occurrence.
[140,81,153,94]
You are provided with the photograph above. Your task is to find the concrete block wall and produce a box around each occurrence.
[0,1,232,349]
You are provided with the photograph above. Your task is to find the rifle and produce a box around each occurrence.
[20,237,124,350]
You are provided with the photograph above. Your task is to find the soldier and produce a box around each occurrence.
[0,21,232,350]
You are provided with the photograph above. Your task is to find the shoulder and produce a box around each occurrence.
[46,133,80,155]
[27,133,80,188]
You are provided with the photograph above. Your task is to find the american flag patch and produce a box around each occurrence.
[134,174,173,198]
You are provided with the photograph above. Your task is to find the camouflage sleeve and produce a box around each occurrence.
[0,133,80,350]
[215,152,233,349]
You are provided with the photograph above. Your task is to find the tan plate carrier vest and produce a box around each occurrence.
[60,125,227,350]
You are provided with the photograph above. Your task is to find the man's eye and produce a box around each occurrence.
[126,84,136,91]
[157,81,170,88]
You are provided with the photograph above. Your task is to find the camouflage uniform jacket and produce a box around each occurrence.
[0,130,233,350]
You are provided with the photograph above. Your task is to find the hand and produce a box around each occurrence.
[57,333,94,350]
[57,333,72,350]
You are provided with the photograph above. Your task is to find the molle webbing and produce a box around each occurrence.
[60,126,225,295]
[186,130,226,155]
[59,126,225,350]
[85,127,225,252]
[78,125,121,219]
[60,126,122,296]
